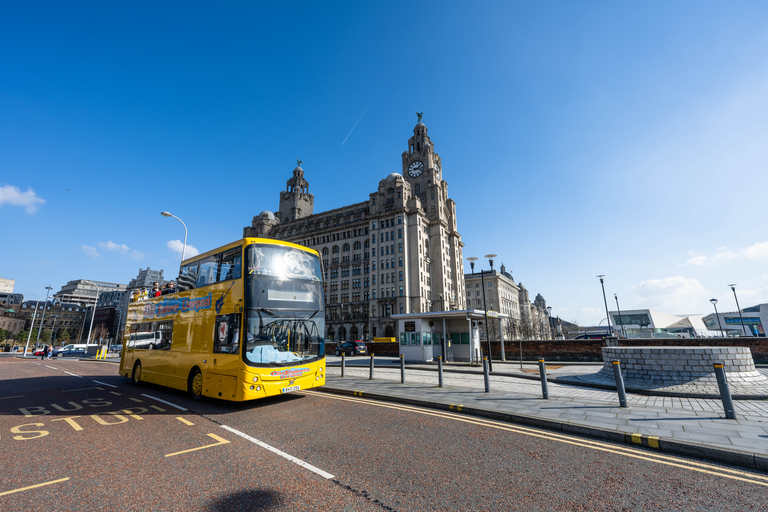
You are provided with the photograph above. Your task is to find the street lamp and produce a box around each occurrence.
[23,296,46,357]
[614,294,626,338]
[34,285,53,349]
[161,211,188,264]
[596,275,613,337]
[467,254,496,372]
[709,298,724,337]
[84,281,102,345]
[727,284,749,337]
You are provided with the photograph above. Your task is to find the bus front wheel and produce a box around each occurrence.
[189,368,203,401]
[133,361,143,386]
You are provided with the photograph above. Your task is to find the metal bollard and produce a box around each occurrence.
[341,352,345,377]
[438,356,443,388]
[612,360,628,408]
[713,362,737,420]
[369,354,375,380]
[483,357,490,393]
[400,354,405,383]
[538,358,549,399]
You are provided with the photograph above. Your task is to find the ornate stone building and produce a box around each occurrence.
[244,119,466,342]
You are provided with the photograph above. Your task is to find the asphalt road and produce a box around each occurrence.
[1,357,766,511]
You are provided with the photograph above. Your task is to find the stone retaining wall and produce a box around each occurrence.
[596,346,768,386]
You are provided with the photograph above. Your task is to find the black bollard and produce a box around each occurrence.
[369,354,375,380]
[538,358,549,399]
[713,362,737,420]
[400,354,405,383]
[483,357,490,392]
[341,352,345,378]
[438,356,443,388]
[612,360,628,408]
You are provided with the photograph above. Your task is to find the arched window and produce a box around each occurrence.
[332,245,340,254]
[388,187,395,195]
[342,243,350,252]
[322,247,329,256]
[353,241,361,250]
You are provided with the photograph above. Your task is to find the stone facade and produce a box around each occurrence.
[244,120,466,342]
[464,264,551,340]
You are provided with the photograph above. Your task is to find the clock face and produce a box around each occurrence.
[408,160,424,177]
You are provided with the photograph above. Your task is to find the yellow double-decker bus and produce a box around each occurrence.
[119,238,326,401]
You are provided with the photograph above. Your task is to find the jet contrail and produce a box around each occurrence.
[341,92,381,146]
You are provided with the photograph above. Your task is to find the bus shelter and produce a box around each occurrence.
[392,310,509,363]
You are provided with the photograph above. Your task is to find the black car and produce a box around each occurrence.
[335,341,367,357]
[55,346,87,358]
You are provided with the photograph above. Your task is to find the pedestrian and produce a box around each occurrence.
[41,344,47,360]
[47,345,52,359]
[151,282,162,298]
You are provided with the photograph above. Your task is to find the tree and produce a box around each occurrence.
[0,327,7,345]
[40,328,52,343]
[59,330,71,342]
[16,329,28,343]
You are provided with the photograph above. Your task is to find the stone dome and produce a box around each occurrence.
[259,210,276,220]
[385,172,403,182]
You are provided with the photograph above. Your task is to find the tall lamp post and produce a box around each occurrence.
[34,285,53,348]
[727,284,749,337]
[596,275,613,336]
[614,294,626,338]
[23,296,46,356]
[709,298,724,337]
[84,281,102,345]
[467,254,496,372]
[161,211,188,264]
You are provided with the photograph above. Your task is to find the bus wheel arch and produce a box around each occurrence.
[188,367,204,401]
[132,361,143,385]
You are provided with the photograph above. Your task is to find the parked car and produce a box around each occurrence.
[55,345,87,358]
[33,348,46,356]
[335,341,368,357]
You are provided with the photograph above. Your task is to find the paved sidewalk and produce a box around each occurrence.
[321,361,768,472]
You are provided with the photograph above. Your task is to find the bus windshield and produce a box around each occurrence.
[245,244,322,282]
[243,243,325,367]
[244,309,324,366]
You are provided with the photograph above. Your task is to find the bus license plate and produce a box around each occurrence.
[281,385,300,394]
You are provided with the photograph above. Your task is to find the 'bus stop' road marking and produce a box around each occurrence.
[0,477,70,497]
[164,433,230,457]
[220,425,335,480]
[141,394,187,411]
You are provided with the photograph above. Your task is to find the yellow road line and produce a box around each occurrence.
[0,477,70,497]
[164,434,230,458]
[176,417,195,426]
[304,391,768,487]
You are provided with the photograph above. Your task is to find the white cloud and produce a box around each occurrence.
[683,241,768,266]
[631,276,709,313]
[82,245,100,258]
[98,241,130,252]
[0,184,45,213]
[743,241,768,260]
[167,240,199,258]
[130,250,146,260]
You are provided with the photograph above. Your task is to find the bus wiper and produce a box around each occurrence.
[308,310,320,320]
[255,308,274,316]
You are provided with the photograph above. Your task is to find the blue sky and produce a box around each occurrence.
[3,1,768,325]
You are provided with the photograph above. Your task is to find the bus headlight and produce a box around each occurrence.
[252,376,259,383]
[249,385,255,390]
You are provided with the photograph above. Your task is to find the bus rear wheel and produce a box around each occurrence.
[133,361,143,385]
[189,368,203,401]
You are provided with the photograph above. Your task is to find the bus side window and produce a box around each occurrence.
[218,248,242,282]
[197,255,218,288]
[179,261,199,291]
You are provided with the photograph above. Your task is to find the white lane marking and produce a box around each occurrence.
[0,395,24,400]
[220,425,335,480]
[141,394,188,411]
[92,380,118,388]
[44,366,58,370]
[63,371,82,378]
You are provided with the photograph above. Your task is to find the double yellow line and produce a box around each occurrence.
[304,390,768,487]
